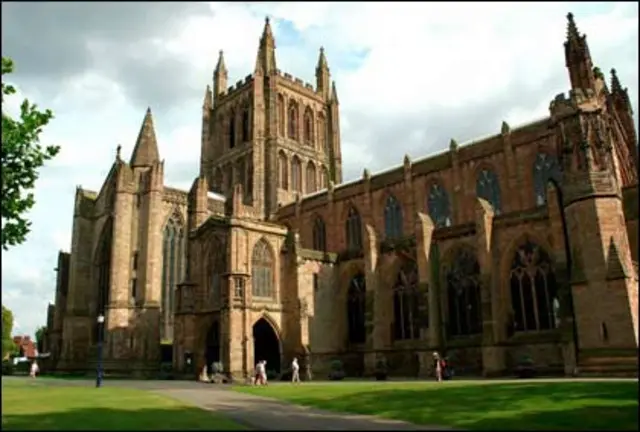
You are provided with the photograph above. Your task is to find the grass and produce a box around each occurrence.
[235,380,639,430]
[1,379,245,430]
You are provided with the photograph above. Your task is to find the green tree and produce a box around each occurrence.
[35,325,46,353]
[1,57,60,251]
[2,306,16,359]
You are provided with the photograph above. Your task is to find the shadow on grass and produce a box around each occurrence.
[243,381,639,430]
[1,407,246,431]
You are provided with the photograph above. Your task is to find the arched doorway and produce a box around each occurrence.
[205,321,220,368]
[253,318,281,374]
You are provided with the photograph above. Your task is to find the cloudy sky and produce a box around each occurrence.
[1,2,638,338]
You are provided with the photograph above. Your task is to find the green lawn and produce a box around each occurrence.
[2,379,245,430]
[236,380,639,430]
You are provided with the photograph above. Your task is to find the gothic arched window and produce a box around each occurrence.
[213,168,223,193]
[347,273,366,344]
[246,157,253,199]
[225,165,233,194]
[95,218,112,342]
[427,182,452,228]
[241,107,250,142]
[384,194,403,240]
[446,249,481,337]
[476,168,502,215]
[277,94,285,137]
[345,206,363,251]
[228,110,236,149]
[320,166,329,189]
[306,161,317,193]
[288,102,299,140]
[303,107,314,145]
[533,153,562,206]
[291,156,302,193]
[312,216,326,251]
[162,215,185,341]
[252,239,274,298]
[217,115,224,147]
[510,241,558,332]
[209,237,226,306]
[237,157,246,195]
[393,261,420,341]
[278,151,288,190]
[317,112,327,153]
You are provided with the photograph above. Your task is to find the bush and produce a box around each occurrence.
[515,355,536,379]
[374,356,388,381]
[13,361,30,375]
[2,360,14,376]
[158,362,174,380]
[328,359,345,381]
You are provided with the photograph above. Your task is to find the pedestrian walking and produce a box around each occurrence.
[261,360,268,385]
[291,357,300,384]
[29,360,39,378]
[433,352,443,382]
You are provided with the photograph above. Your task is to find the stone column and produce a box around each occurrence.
[449,140,463,223]
[476,198,503,376]
[500,122,523,212]
[415,212,435,376]
[363,223,378,375]
[546,184,577,376]
[107,164,134,361]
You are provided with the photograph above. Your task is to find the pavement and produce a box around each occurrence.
[158,385,445,431]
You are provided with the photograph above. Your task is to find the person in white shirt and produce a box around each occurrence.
[29,361,39,378]
[254,361,262,385]
[291,357,300,383]
[259,360,268,385]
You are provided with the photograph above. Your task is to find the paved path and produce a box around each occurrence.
[157,385,443,431]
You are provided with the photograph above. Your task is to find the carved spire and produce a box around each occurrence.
[213,50,228,98]
[610,68,622,92]
[255,17,277,74]
[610,68,632,111]
[566,12,580,43]
[563,12,595,92]
[315,47,330,99]
[215,50,227,75]
[130,108,160,167]
[317,46,329,71]
[330,80,339,104]
[203,85,212,110]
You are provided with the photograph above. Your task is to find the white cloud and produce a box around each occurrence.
[1,2,637,338]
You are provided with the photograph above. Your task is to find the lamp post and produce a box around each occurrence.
[96,314,105,388]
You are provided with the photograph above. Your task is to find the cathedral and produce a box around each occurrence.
[44,14,638,379]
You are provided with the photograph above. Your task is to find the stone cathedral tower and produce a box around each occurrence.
[200,18,343,220]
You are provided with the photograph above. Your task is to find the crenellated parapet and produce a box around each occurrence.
[218,74,256,102]
[275,70,324,102]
